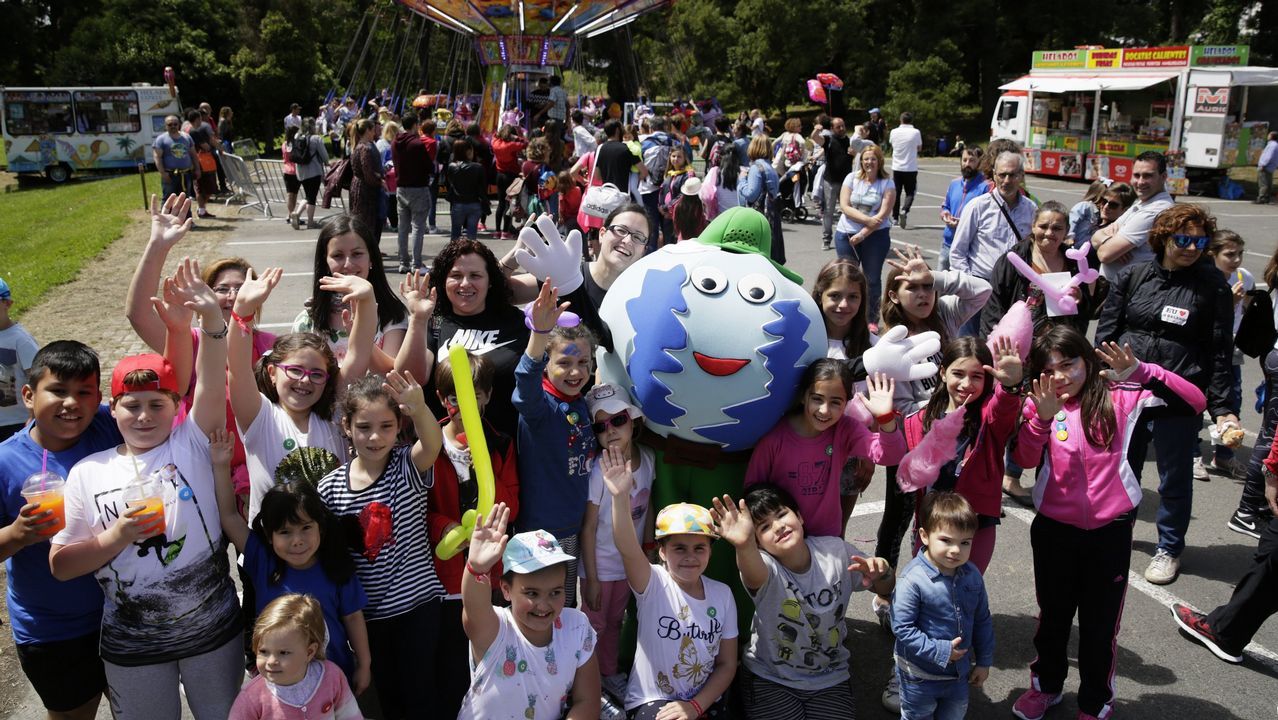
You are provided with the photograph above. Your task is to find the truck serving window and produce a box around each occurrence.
[72,90,141,133]
[3,91,73,135]
[998,101,1019,122]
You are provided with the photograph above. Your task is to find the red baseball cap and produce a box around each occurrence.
[111,354,180,397]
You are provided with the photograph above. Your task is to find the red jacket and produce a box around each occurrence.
[428,419,520,594]
[902,383,1021,518]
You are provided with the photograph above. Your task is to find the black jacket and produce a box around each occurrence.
[1095,257,1234,418]
[980,239,1093,338]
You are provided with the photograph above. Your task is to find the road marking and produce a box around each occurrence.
[282,272,310,277]
[259,322,294,329]
[227,239,315,246]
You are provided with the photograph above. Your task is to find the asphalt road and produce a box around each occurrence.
[9,157,1278,719]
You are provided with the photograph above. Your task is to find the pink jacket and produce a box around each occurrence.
[902,383,1022,518]
[1013,362,1206,529]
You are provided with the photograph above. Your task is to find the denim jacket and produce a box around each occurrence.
[891,552,994,679]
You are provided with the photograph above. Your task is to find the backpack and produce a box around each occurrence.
[641,134,672,182]
[706,137,728,167]
[505,173,529,223]
[1236,289,1277,358]
[659,173,687,218]
[290,134,314,165]
[783,136,803,165]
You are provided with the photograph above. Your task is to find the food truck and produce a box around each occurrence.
[1,84,181,182]
[990,45,1278,193]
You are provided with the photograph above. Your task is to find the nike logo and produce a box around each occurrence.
[445,330,518,356]
[472,339,518,356]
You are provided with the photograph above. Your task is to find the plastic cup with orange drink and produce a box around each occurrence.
[20,472,67,537]
[122,479,166,535]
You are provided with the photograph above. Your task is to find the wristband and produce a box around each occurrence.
[874,410,899,426]
[466,562,491,584]
[200,322,229,340]
[231,311,255,335]
[688,699,704,717]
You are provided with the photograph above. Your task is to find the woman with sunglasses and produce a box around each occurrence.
[1096,203,1238,586]
[1068,180,1136,250]
[505,203,651,352]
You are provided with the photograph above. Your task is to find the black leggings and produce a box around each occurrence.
[495,171,518,234]
[366,600,441,720]
[1238,349,1278,516]
[875,465,915,572]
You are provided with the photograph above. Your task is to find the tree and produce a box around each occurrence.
[881,41,980,140]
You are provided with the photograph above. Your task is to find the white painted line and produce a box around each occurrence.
[227,239,315,246]
[849,500,885,518]
[259,322,294,329]
[282,272,310,277]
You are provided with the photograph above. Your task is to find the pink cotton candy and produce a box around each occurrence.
[845,394,873,427]
[986,300,1034,362]
[897,408,967,492]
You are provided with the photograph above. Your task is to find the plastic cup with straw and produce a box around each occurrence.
[21,449,66,537]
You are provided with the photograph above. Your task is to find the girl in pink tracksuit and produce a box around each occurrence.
[1009,326,1205,720]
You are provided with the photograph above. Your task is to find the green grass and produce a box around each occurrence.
[0,172,154,317]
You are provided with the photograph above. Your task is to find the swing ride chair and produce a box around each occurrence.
[321,0,673,143]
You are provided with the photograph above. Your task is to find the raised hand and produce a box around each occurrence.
[233,267,283,315]
[319,273,375,306]
[515,214,585,294]
[949,637,969,663]
[1095,341,1138,382]
[863,326,941,382]
[885,245,933,284]
[708,495,755,547]
[984,336,1023,388]
[1031,373,1065,421]
[150,192,193,249]
[150,275,193,330]
[468,503,510,574]
[848,555,891,588]
[399,270,436,319]
[170,257,221,322]
[857,372,896,418]
[528,281,570,333]
[383,370,428,418]
[208,428,234,467]
[599,446,634,497]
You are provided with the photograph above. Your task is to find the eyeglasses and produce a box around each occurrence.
[1099,199,1124,209]
[607,225,648,247]
[212,284,242,296]
[1170,233,1209,251]
[994,172,1024,180]
[591,413,630,435]
[274,363,329,384]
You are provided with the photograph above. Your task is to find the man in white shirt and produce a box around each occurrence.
[547,75,569,124]
[949,151,1036,335]
[1093,151,1175,281]
[570,110,597,159]
[283,103,302,131]
[889,112,923,228]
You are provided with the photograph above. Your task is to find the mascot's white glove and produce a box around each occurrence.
[862,325,941,382]
[515,214,584,295]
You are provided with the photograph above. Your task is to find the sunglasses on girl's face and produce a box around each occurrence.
[1170,233,1209,251]
[275,363,329,384]
[1099,199,1123,209]
[591,414,630,435]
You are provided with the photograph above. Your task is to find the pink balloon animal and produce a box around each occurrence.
[1005,242,1100,316]
[897,408,967,492]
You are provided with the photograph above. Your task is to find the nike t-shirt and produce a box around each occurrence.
[426,305,530,438]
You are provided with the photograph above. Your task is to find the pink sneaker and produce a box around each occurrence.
[1012,688,1063,720]
[1077,713,1102,720]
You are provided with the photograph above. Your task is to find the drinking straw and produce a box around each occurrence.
[41,449,48,488]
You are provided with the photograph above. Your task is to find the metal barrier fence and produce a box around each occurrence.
[220,154,344,220]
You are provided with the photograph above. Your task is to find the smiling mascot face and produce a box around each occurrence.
[597,242,826,453]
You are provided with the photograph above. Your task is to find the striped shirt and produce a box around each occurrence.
[318,445,444,619]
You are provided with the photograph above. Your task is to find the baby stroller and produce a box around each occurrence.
[778,160,810,222]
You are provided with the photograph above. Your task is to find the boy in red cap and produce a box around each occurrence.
[48,260,245,720]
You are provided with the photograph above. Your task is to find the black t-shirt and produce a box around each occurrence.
[426,304,530,438]
[824,133,852,183]
[446,161,487,204]
[188,123,216,152]
[595,140,636,190]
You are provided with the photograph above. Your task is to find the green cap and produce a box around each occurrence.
[694,207,803,284]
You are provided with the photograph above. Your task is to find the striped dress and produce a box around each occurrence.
[318,444,444,619]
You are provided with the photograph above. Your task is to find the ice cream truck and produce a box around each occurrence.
[990,45,1278,193]
[1,84,182,182]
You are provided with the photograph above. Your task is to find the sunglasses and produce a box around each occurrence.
[1170,233,1209,251]
[274,363,330,384]
[591,413,630,435]
[1098,199,1124,209]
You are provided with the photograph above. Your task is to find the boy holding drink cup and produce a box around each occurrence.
[0,340,123,720]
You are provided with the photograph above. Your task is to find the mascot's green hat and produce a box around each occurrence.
[695,207,803,284]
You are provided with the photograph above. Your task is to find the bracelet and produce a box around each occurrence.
[466,562,491,584]
[501,259,518,272]
[874,410,899,426]
[531,327,552,335]
[200,323,229,340]
[688,699,704,717]
[230,311,255,335]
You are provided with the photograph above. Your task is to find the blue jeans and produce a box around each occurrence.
[938,242,952,271]
[835,226,891,324]
[161,170,195,202]
[450,201,481,240]
[1128,413,1200,556]
[896,668,969,720]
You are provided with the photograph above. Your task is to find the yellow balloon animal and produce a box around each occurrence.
[434,344,496,560]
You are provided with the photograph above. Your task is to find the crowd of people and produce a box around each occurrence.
[2,91,1278,720]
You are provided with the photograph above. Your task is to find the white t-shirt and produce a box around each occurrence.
[586,447,655,582]
[626,566,738,709]
[1099,190,1174,281]
[53,417,241,665]
[0,322,39,427]
[290,310,408,366]
[242,393,348,523]
[459,606,596,720]
[836,176,896,235]
[889,125,923,172]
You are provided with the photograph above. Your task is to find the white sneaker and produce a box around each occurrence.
[600,695,626,720]
[872,595,893,634]
[601,673,628,702]
[881,670,901,714]
[1192,457,1209,482]
[1145,548,1180,585]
